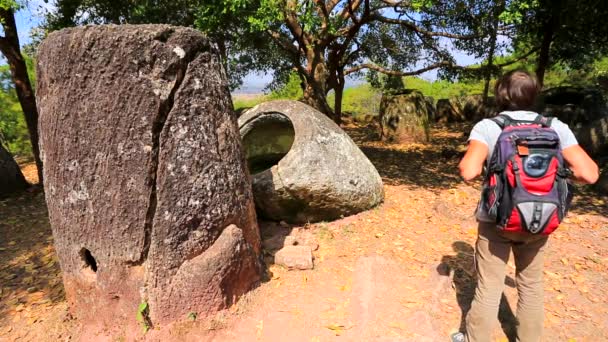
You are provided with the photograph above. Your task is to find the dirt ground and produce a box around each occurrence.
[1,122,607,341]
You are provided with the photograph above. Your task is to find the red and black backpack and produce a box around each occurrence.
[480,114,573,235]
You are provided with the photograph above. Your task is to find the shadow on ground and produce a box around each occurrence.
[438,241,518,342]
[0,190,64,325]
[343,123,470,190]
[569,186,608,217]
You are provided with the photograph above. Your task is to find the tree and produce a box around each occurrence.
[506,0,608,87]
[197,0,511,123]
[43,0,538,123]
[0,62,33,157]
[0,0,42,183]
[44,0,204,29]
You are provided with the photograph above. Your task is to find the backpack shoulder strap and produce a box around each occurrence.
[490,114,511,129]
[533,114,551,127]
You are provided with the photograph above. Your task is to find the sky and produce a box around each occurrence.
[11,1,484,94]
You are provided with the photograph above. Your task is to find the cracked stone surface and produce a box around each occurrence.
[36,25,261,330]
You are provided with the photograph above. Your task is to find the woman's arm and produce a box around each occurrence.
[561,144,599,184]
[459,140,489,181]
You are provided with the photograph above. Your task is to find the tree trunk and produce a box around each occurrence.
[302,51,336,118]
[333,84,344,125]
[483,34,497,103]
[483,0,503,103]
[302,80,334,117]
[0,8,43,185]
[332,67,345,125]
[536,15,556,88]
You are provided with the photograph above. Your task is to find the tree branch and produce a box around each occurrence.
[345,61,455,76]
[339,0,363,22]
[344,45,540,77]
[313,0,330,35]
[373,15,482,40]
[285,0,312,50]
[327,0,342,13]
[266,29,301,57]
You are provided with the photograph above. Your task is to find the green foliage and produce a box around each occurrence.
[0,0,19,10]
[0,87,30,157]
[136,302,150,333]
[403,77,485,99]
[0,54,36,159]
[499,0,539,24]
[45,0,208,29]
[268,73,302,100]
[327,84,382,118]
[328,77,492,118]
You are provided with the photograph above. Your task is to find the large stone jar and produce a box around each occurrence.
[37,25,262,331]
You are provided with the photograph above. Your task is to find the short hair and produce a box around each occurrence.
[494,70,539,111]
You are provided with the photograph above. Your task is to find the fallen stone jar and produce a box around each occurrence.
[238,100,384,223]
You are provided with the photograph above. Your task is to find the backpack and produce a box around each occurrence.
[479,114,573,235]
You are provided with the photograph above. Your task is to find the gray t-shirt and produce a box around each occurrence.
[468,111,578,164]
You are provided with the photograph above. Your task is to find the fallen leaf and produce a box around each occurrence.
[255,320,264,340]
[325,324,351,336]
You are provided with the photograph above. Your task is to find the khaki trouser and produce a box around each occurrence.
[466,222,548,342]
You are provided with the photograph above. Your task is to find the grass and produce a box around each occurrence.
[233,94,267,111]
[327,84,383,118]
[232,76,487,118]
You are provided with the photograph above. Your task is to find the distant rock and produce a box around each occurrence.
[0,143,28,196]
[461,95,497,122]
[425,96,436,122]
[436,98,466,123]
[274,245,314,270]
[379,89,430,143]
[576,116,608,157]
[536,87,608,127]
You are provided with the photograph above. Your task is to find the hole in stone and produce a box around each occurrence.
[80,248,98,272]
[242,112,295,175]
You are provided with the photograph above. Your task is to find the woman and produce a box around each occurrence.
[455,70,599,342]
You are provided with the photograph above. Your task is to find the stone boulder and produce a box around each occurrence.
[37,25,262,330]
[0,143,28,196]
[536,87,608,127]
[461,95,496,122]
[576,116,608,157]
[274,245,314,270]
[238,100,384,223]
[436,98,466,123]
[425,96,436,122]
[379,89,430,143]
